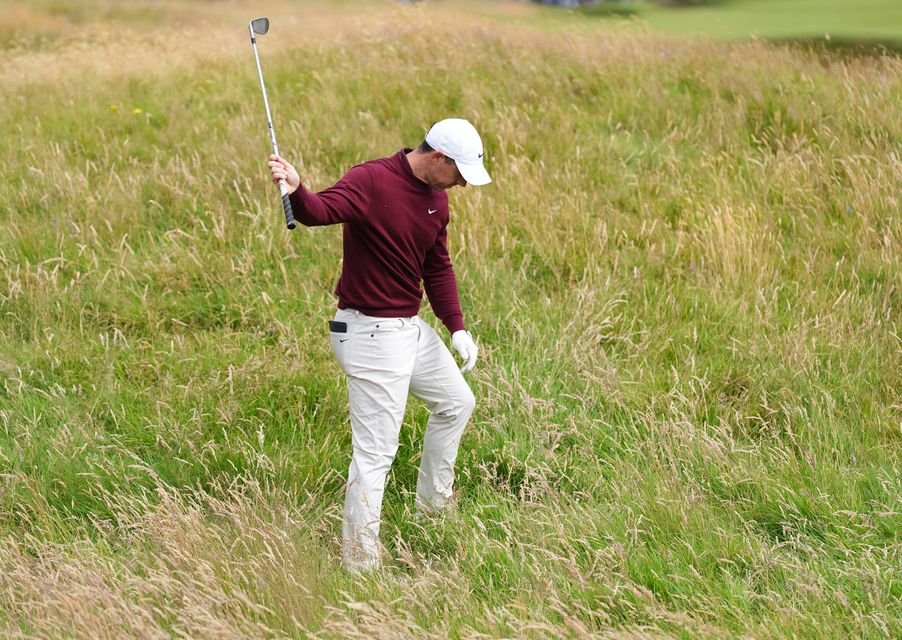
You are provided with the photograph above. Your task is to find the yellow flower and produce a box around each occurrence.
[133,107,143,114]
[110,104,119,111]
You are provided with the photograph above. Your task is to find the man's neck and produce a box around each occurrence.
[405,150,429,185]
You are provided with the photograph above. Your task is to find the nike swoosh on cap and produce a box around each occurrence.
[428,209,437,214]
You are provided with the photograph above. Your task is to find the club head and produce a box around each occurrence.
[250,17,269,36]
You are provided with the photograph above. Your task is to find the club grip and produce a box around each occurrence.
[281,191,296,230]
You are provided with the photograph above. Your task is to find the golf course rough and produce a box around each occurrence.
[0,1,899,638]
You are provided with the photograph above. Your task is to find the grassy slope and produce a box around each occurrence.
[0,1,900,638]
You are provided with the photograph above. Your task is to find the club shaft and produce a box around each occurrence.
[250,37,279,156]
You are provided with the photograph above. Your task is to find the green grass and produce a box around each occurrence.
[585,0,902,42]
[0,1,900,638]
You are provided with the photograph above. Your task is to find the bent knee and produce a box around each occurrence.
[421,380,476,421]
[461,388,476,415]
[442,387,475,420]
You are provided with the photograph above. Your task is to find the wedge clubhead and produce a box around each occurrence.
[250,17,269,36]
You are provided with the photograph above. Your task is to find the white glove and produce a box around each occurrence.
[451,330,478,374]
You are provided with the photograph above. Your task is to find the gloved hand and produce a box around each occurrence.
[451,330,478,374]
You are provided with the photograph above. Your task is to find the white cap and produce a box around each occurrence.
[425,118,492,186]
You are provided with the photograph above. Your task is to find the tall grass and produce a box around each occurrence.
[0,1,900,637]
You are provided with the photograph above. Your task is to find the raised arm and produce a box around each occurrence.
[268,155,371,226]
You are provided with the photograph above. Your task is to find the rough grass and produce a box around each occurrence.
[0,1,900,638]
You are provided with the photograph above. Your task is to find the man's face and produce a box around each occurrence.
[429,153,467,191]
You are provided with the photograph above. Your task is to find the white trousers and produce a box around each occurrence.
[330,308,476,573]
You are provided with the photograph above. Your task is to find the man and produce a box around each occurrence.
[267,118,492,574]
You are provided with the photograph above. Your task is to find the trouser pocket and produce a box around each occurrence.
[330,314,353,375]
[330,309,417,377]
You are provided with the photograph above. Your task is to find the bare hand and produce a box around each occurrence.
[267,154,300,194]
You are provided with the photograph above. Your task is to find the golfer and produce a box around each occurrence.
[267,118,492,573]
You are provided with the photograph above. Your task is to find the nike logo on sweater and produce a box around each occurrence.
[427,209,437,215]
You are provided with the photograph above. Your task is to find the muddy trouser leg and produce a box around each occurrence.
[330,309,417,573]
[408,320,476,514]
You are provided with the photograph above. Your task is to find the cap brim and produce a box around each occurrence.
[455,160,492,186]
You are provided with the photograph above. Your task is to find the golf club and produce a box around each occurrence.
[248,16,295,230]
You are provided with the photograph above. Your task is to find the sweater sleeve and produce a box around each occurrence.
[288,164,372,226]
[423,222,465,334]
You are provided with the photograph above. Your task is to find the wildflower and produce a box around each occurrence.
[133,107,143,114]
[110,104,119,111]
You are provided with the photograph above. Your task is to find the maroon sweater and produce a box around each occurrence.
[288,149,465,334]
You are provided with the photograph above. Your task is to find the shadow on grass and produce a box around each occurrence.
[578,3,640,19]
[768,36,902,60]
[580,0,734,15]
